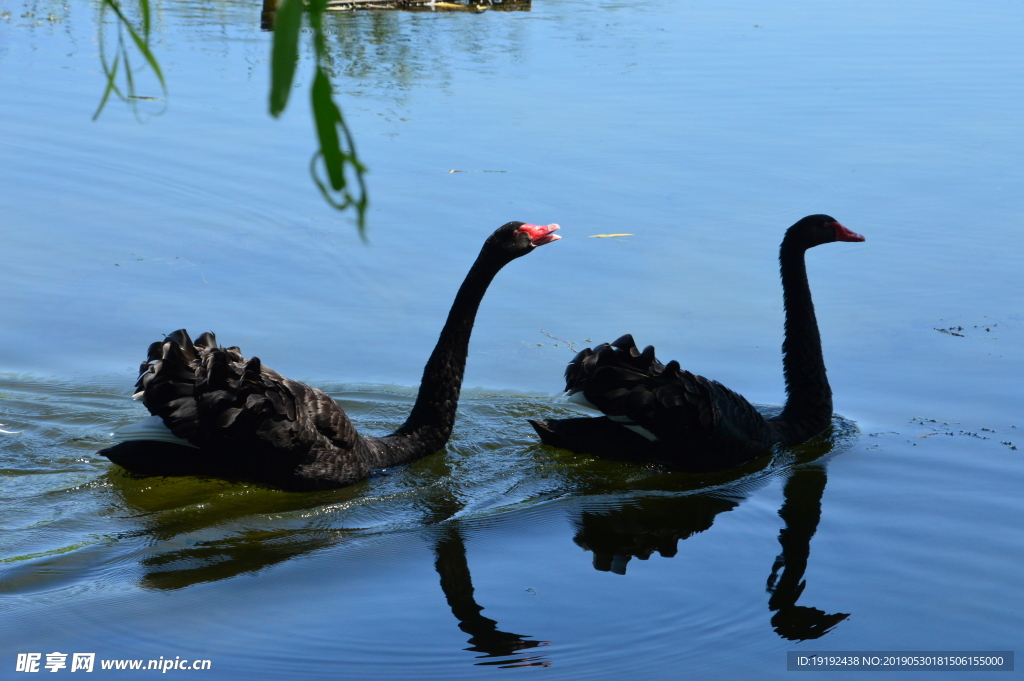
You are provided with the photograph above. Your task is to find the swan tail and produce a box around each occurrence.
[108,329,365,488]
[528,417,663,462]
[557,334,775,470]
[98,440,217,477]
[112,414,198,447]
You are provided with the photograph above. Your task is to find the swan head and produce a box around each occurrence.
[490,222,561,259]
[785,214,865,249]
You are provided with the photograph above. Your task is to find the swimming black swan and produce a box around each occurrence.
[99,221,560,490]
[529,214,863,471]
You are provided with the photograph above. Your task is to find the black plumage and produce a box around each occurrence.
[529,215,864,471]
[100,221,560,490]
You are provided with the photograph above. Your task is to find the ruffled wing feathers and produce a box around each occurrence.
[134,329,371,488]
[562,334,778,464]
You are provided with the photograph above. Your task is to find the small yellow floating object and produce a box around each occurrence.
[589,233,634,238]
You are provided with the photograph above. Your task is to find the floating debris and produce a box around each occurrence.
[539,330,580,353]
[908,417,1016,450]
[589,233,633,238]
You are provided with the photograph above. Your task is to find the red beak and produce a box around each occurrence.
[830,222,865,242]
[519,223,561,246]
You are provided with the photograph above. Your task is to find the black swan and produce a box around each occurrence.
[99,221,560,490]
[529,214,863,471]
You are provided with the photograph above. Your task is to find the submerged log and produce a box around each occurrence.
[261,0,278,29]
[324,0,531,11]
[262,0,529,30]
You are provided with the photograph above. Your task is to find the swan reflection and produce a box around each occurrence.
[766,466,849,640]
[94,411,852,664]
[433,523,549,666]
[107,456,549,666]
[571,450,849,641]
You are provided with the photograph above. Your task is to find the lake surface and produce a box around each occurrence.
[1,0,1022,678]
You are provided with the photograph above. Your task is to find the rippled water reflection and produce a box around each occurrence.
[1,374,863,672]
[2,0,1023,677]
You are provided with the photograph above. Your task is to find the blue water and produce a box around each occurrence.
[1,0,1022,678]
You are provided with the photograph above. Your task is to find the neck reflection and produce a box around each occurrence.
[766,465,849,640]
[432,522,549,667]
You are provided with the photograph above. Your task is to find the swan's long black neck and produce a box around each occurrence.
[773,239,833,443]
[368,249,506,467]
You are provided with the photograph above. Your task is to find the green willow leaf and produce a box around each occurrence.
[309,66,368,236]
[301,0,369,233]
[93,0,369,234]
[93,0,166,120]
[93,51,122,120]
[101,0,165,87]
[311,68,344,191]
[269,0,303,118]
[123,22,164,88]
[307,0,328,56]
